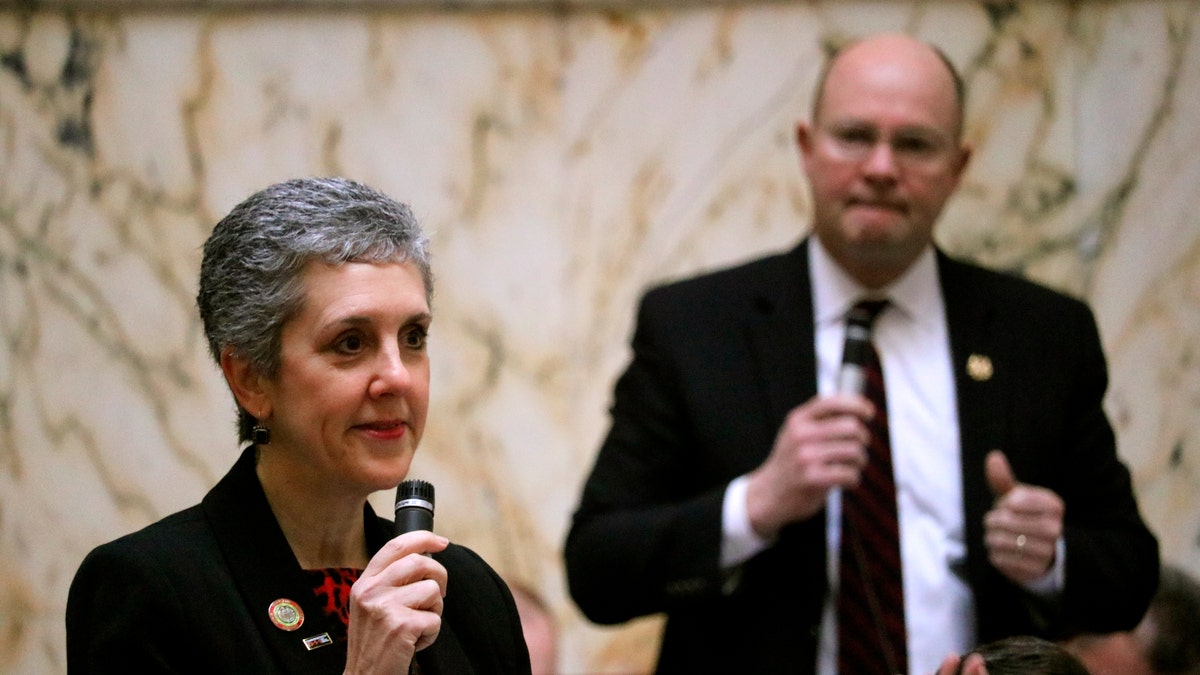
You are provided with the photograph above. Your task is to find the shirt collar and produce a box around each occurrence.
[810,237,942,329]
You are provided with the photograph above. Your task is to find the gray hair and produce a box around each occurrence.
[196,176,433,442]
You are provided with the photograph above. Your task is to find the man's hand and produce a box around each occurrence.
[983,450,1064,585]
[744,394,874,539]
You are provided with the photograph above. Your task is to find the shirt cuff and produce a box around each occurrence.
[720,474,772,569]
[1022,536,1066,596]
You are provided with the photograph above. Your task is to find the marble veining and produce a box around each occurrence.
[2,2,1199,672]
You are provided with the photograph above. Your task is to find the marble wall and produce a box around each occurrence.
[2,1,1199,672]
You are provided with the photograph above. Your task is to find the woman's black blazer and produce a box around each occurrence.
[67,447,531,674]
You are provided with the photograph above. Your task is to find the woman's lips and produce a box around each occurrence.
[357,420,407,440]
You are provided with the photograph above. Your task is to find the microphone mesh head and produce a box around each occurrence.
[397,479,435,507]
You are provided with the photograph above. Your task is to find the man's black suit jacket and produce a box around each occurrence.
[565,239,1158,674]
[68,447,531,674]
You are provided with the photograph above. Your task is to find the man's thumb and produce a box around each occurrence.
[985,449,1017,497]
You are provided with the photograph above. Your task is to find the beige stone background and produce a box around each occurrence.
[2,1,1199,672]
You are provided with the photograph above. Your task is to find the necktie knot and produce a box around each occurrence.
[848,298,888,331]
[840,299,889,384]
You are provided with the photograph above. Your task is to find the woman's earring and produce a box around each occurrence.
[252,424,271,446]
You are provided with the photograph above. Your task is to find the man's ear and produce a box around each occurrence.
[796,121,815,156]
[950,142,973,183]
[796,121,818,176]
[220,347,271,420]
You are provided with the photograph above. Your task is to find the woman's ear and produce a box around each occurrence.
[220,347,271,420]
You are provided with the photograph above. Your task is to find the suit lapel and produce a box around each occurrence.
[937,253,1012,586]
[747,241,819,426]
[202,447,349,673]
[413,619,472,675]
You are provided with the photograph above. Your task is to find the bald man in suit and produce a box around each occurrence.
[564,33,1158,675]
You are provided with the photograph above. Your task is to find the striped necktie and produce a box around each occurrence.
[837,299,908,674]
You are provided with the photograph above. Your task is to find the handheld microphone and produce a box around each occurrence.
[393,479,435,535]
[836,305,875,395]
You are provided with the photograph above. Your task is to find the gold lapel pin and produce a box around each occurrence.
[967,354,993,382]
[268,598,304,632]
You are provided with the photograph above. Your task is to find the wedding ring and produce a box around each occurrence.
[1015,534,1027,551]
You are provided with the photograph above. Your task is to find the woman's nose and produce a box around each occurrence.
[369,347,411,397]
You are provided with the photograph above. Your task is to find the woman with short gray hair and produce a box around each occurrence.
[67,177,531,674]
